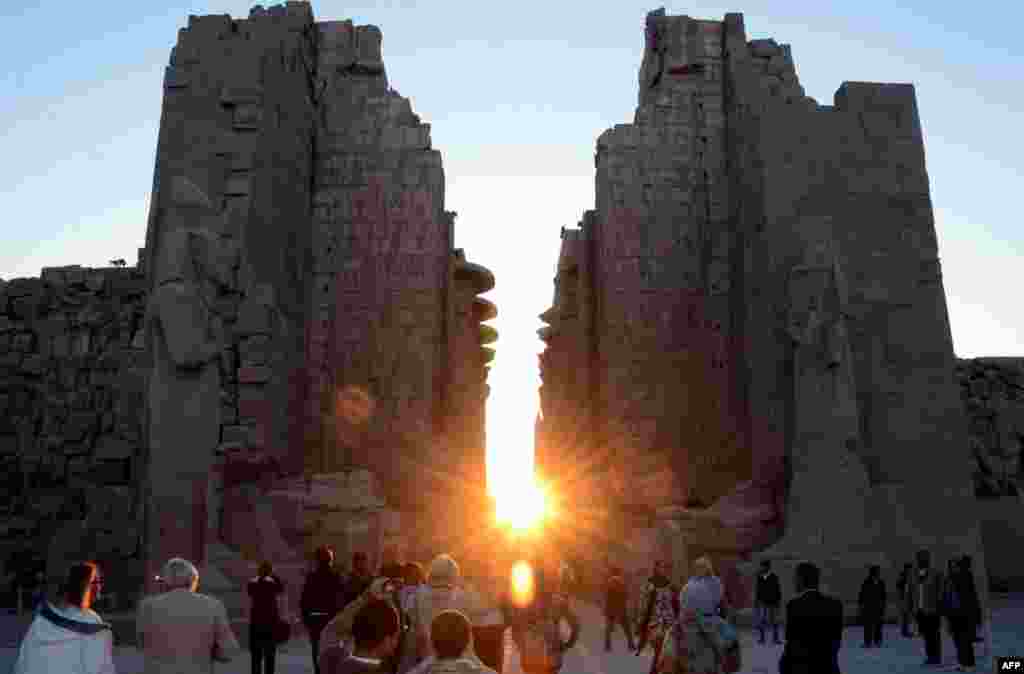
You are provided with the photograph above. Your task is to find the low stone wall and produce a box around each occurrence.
[0,266,148,607]
[957,358,1024,499]
[978,497,1024,591]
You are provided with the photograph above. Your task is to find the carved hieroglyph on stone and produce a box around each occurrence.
[763,227,875,559]
[145,183,237,586]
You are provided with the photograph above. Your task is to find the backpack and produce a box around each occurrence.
[648,582,677,627]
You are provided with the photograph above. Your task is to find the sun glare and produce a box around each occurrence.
[494,480,549,532]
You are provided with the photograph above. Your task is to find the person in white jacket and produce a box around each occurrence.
[13,560,116,674]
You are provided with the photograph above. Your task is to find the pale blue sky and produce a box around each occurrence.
[2,1,1021,474]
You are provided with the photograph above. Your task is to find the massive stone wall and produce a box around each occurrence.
[0,2,495,614]
[309,19,450,504]
[591,12,746,508]
[0,266,148,607]
[538,9,990,607]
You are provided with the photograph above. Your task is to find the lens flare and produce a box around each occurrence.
[510,560,534,607]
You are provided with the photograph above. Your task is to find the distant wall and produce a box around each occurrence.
[978,498,1024,591]
[958,357,1024,591]
[0,265,148,607]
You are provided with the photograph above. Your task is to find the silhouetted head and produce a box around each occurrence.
[428,554,460,588]
[794,562,820,593]
[431,610,472,660]
[161,558,199,592]
[694,556,714,578]
[868,565,880,579]
[961,555,973,570]
[916,550,930,569]
[61,561,101,609]
[352,599,401,657]
[760,560,771,572]
[315,545,334,569]
[402,562,425,587]
[258,561,273,577]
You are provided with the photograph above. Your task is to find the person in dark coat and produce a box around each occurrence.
[302,546,346,674]
[344,553,375,607]
[961,555,984,642]
[603,566,634,652]
[857,565,886,647]
[378,547,404,583]
[896,562,914,637]
[944,557,981,670]
[248,560,286,674]
[910,549,945,667]
[754,559,782,645]
[779,562,843,674]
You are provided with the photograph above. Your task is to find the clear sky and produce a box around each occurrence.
[2,1,1021,486]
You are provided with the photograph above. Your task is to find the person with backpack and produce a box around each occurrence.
[604,565,635,652]
[635,560,679,674]
[507,558,580,674]
[675,556,742,674]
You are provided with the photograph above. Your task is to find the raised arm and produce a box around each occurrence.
[560,601,582,651]
[636,586,655,652]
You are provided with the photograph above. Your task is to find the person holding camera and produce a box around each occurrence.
[320,576,404,664]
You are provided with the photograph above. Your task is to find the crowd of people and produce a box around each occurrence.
[9,545,986,674]
[599,548,985,674]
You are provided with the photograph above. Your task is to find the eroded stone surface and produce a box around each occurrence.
[537,9,989,608]
[0,264,148,606]
[0,1,495,615]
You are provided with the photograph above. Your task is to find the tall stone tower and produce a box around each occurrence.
[141,2,496,596]
[538,9,987,610]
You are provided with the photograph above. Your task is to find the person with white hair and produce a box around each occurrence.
[136,557,240,674]
[408,554,489,666]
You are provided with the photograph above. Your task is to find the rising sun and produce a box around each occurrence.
[494,480,551,533]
